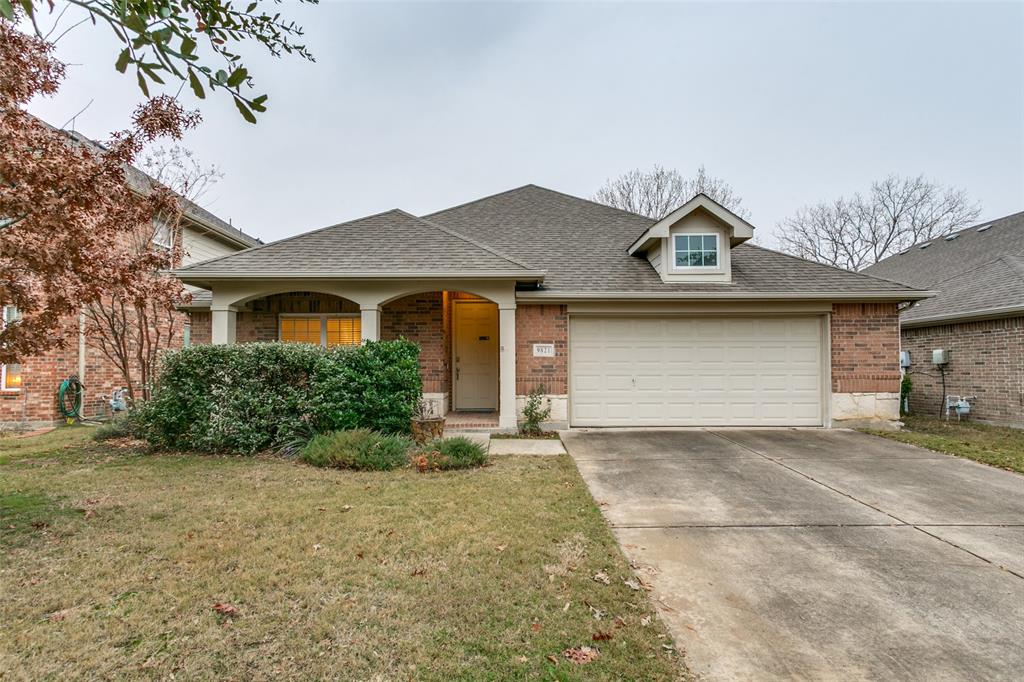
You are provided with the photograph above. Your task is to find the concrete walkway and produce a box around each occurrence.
[563,428,1024,681]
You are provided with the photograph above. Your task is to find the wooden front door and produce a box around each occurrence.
[453,301,499,410]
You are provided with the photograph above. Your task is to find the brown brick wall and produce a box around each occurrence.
[515,304,568,394]
[901,317,1024,425]
[189,312,211,345]
[830,302,901,393]
[382,292,448,394]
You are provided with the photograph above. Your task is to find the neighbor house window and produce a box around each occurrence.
[1,305,21,390]
[280,315,360,347]
[152,220,173,249]
[674,234,719,268]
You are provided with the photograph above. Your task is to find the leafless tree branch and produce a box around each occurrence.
[775,174,981,271]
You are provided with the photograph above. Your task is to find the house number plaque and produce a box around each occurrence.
[532,343,555,357]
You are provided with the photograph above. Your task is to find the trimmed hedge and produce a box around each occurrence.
[136,340,421,454]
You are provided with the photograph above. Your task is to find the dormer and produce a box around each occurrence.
[627,194,755,283]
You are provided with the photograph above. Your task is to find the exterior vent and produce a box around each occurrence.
[978,224,992,232]
[919,242,931,249]
[945,234,959,241]
[899,249,910,255]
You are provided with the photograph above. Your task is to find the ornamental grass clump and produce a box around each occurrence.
[300,429,412,471]
[412,436,488,472]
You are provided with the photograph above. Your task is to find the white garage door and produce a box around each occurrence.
[570,316,824,427]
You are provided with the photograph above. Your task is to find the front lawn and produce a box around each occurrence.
[865,415,1024,474]
[0,428,686,680]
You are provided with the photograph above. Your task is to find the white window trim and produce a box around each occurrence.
[152,219,174,250]
[672,232,722,271]
[278,313,360,347]
[1,305,18,391]
[0,364,18,392]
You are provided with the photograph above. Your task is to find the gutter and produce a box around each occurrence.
[901,303,1024,328]
[515,289,936,303]
[173,270,547,281]
[180,212,259,250]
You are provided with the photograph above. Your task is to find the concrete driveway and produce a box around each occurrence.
[563,429,1024,681]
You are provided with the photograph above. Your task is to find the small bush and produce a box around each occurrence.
[520,385,551,436]
[900,374,913,416]
[92,413,139,441]
[300,429,412,471]
[414,436,488,471]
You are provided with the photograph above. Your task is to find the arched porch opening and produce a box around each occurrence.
[381,291,503,428]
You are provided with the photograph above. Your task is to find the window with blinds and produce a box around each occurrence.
[280,316,360,347]
[325,317,360,346]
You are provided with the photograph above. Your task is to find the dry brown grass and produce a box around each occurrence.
[1,428,687,680]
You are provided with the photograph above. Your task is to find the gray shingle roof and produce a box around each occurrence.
[863,211,1024,324]
[175,209,541,277]
[426,185,923,296]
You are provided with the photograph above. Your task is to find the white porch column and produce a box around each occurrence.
[498,305,517,430]
[211,307,237,345]
[360,305,381,342]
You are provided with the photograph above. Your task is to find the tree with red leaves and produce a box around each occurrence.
[1,1,314,375]
[0,18,198,365]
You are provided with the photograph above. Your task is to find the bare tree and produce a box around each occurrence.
[83,148,222,402]
[594,164,749,219]
[141,145,223,205]
[776,174,981,271]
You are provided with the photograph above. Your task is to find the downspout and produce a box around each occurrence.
[78,311,86,379]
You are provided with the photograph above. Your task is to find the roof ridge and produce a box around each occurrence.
[424,183,656,224]
[176,207,409,272]
[524,184,658,222]
[393,210,538,272]
[743,243,916,290]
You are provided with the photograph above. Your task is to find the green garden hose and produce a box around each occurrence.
[57,375,84,421]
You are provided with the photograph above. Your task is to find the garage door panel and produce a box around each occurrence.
[570,316,823,427]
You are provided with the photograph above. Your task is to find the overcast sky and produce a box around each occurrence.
[28,1,1024,245]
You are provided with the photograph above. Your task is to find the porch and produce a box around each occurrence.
[195,281,519,430]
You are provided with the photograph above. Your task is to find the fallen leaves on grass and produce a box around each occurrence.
[623,576,652,592]
[543,534,587,577]
[592,570,611,585]
[563,646,600,664]
[531,622,541,633]
[46,608,73,622]
[212,603,239,617]
[592,631,613,641]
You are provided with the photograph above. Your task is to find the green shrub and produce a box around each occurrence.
[414,436,488,471]
[520,385,551,435]
[900,374,913,416]
[136,340,422,455]
[92,413,140,441]
[300,429,412,470]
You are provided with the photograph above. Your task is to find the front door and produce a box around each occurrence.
[453,301,499,410]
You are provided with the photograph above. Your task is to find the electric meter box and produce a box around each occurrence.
[932,349,950,365]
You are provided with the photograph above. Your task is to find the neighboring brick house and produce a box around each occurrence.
[1,133,260,426]
[177,186,927,430]
[864,211,1024,427]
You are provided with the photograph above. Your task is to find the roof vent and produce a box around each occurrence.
[978,224,992,232]
[919,242,931,249]
[899,248,910,255]
[944,234,959,241]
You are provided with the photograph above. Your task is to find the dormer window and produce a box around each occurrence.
[627,194,754,283]
[674,234,719,269]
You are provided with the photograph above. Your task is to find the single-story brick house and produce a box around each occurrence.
[863,211,1024,427]
[176,185,929,430]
